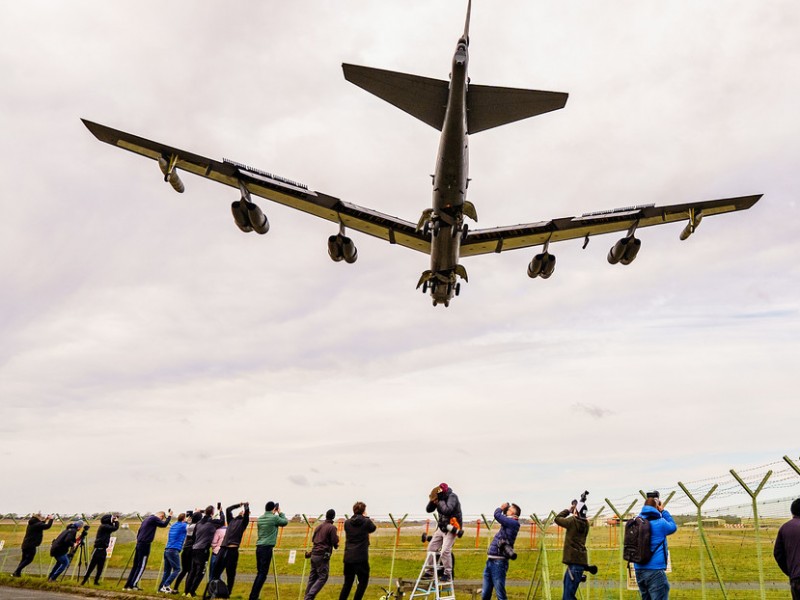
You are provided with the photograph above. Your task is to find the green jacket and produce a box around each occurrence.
[256,511,288,546]
[555,509,590,566]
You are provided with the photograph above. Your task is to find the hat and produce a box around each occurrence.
[326,509,336,520]
[578,504,588,518]
[439,483,449,493]
[72,520,84,529]
[265,501,276,512]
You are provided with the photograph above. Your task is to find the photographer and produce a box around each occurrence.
[482,503,521,600]
[48,520,84,581]
[12,512,54,577]
[185,504,225,597]
[633,492,676,600]
[210,502,250,595]
[81,514,119,586]
[173,510,203,594]
[555,492,594,600]
[159,512,187,593]
[425,483,462,582]
[304,509,339,600]
[249,501,288,600]
[338,501,377,600]
[124,509,172,591]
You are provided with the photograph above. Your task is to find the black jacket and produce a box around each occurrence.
[774,516,800,580]
[50,525,78,557]
[222,503,250,547]
[21,516,54,550]
[311,519,339,556]
[193,513,225,550]
[93,515,120,549]
[555,510,590,566]
[136,514,171,544]
[342,514,376,564]
[426,489,463,532]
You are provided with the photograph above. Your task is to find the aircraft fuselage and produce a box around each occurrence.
[427,37,471,305]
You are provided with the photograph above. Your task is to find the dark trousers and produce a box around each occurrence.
[791,577,800,600]
[13,547,37,576]
[211,546,241,593]
[249,545,275,600]
[82,547,107,584]
[173,546,194,591]
[125,542,151,588]
[186,548,210,596]
[339,561,370,600]
[304,554,331,600]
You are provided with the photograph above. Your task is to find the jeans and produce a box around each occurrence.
[249,545,275,600]
[161,548,182,588]
[48,553,71,581]
[481,558,509,600]
[636,569,670,600]
[562,564,585,600]
[427,529,457,576]
[304,554,331,600]
[339,561,370,600]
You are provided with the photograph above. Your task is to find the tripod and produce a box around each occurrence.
[66,530,89,581]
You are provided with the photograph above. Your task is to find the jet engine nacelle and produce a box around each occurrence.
[231,201,253,233]
[328,234,358,263]
[328,235,344,262]
[230,200,269,234]
[246,201,269,234]
[527,252,556,279]
[608,236,641,265]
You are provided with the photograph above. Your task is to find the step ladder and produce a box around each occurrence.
[409,551,455,600]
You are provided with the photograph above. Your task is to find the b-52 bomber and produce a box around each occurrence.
[83,1,760,307]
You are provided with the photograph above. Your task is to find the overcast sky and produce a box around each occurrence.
[2,1,799,519]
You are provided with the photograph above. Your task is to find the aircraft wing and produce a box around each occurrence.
[81,119,431,254]
[460,195,761,257]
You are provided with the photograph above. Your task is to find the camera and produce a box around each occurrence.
[646,490,660,499]
[498,539,517,560]
[580,491,589,503]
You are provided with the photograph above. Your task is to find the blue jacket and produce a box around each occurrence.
[487,508,520,557]
[634,505,677,571]
[165,521,188,551]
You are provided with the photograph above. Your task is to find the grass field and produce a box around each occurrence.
[0,517,792,599]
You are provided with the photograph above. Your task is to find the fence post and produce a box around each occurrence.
[529,512,556,600]
[784,455,800,477]
[475,519,481,549]
[605,498,637,600]
[678,482,727,600]
[730,468,772,600]
[0,514,19,575]
[298,514,320,600]
[480,513,496,551]
[387,513,407,589]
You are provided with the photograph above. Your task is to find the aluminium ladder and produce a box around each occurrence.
[409,551,455,600]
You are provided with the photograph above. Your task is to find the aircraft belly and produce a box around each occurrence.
[430,233,460,272]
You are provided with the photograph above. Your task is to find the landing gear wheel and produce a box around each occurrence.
[461,223,469,242]
[423,221,430,237]
[433,221,441,237]
[422,281,428,293]
[455,283,461,296]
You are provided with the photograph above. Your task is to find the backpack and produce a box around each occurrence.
[203,579,230,599]
[622,516,652,564]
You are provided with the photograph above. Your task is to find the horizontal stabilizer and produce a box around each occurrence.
[343,63,449,130]
[467,85,568,134]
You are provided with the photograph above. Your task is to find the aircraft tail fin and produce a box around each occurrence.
[342,63,449,131]
[467,85,568,134]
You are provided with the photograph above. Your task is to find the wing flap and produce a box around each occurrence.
[461,195,761,257]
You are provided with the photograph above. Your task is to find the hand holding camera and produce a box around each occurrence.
[429,486,442,502]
